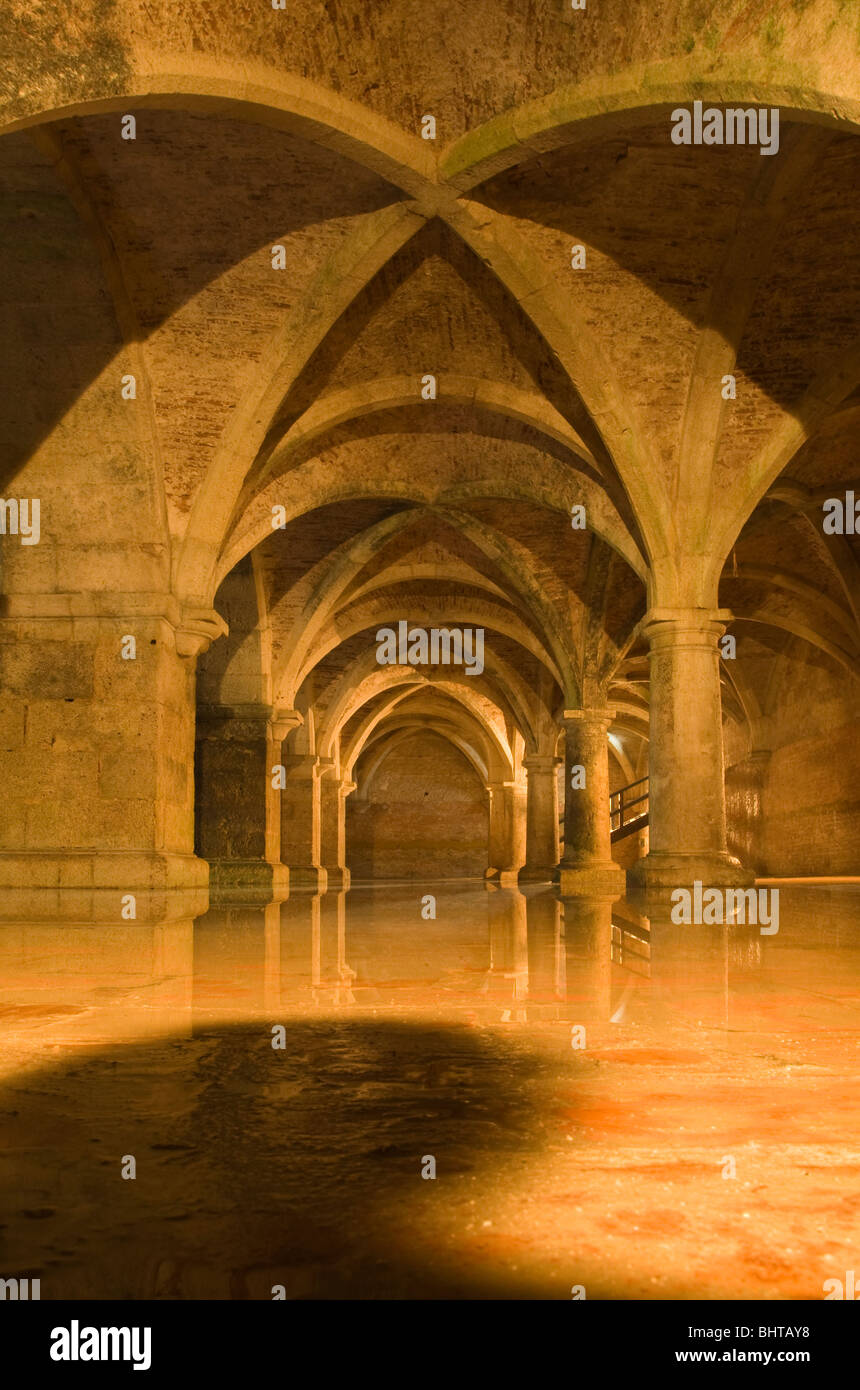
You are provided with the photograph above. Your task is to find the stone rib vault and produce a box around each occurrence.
[0,0,858,912]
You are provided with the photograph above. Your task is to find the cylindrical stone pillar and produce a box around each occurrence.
[280,754,328,890]
[519,754,561,882]
[486,779,526,884]
[628,608,754,893]
[320,773,355,889]
[195,703,290,901]
[558,707,624,896]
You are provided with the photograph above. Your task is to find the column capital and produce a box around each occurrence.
[0,594,229,658]
[523,754,562,772]
[637,607,733,649]
[563,706,616,728]
[175,606,229,659]
[270,708,304,742]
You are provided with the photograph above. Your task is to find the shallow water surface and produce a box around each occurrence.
[1,881,858,1299]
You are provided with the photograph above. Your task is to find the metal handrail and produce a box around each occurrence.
[557,776,650,828]
[609,775,649,833]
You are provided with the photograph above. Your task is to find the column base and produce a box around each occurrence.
[557,859,625,897]
[518,864,555,884]
[0,850,210,922]
[0,849,209,891]
[627,851,755,897]
[322,866,351,890]
[485,867,522,887]
[287,864,328,890]
[207,859,290,904]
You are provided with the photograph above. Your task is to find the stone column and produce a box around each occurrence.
[320,771,355,890]
[280,753,328,890]
[519,753,561,883]
[0,602,220,920]
[195,703,290,902]
[628,608,754,894]
[486,779,526,885]
[558,707,624,896]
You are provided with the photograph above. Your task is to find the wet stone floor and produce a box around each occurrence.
[0,881,858,1300]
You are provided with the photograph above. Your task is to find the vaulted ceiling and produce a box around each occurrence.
[2,0,858,781]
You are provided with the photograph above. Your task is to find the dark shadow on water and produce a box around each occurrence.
[0,1017,563,1300]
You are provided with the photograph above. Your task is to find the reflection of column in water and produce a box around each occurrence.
[147,922,194,1037]
[0,916,195,1045]
[319,890,355,1005]
[645,898,761,1029]
[335,889,356,1003]
[193,905,270,1020]
[486,887,528,1002]
[561,895,613,1020]
[278,892,321,996]
[526,891,564,1001]
[262,900,282,1015]
[310,893,322,992]
[646,907,729,1027]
